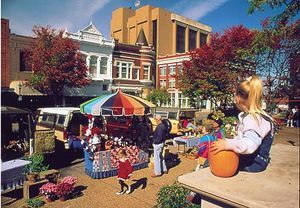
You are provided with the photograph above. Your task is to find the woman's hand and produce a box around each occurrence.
[210,140,227,154]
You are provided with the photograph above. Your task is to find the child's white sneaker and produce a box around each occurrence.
[126,186,131,194]
[116,190,125,195]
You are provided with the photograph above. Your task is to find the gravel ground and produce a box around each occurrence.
[2,127,299,208]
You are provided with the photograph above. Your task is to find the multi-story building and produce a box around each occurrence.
[112,28,156,97]
[64,22,115,99]
[111,5,212,57]
[111,5,212,108]
[157,53,211,109]
[1,19,55,109]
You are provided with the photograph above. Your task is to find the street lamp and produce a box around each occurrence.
[18,82,22,101]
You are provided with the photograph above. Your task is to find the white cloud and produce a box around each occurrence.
[181,0,230,20]
[50,0,112,32]
[3,0,112,36]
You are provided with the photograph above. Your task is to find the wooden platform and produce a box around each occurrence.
[178,144,299,208]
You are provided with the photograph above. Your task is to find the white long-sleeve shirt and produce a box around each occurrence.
[225,113,272,154]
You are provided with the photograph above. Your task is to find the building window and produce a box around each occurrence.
[160,80,166,89]
[170,92,176,107]
[89,56,98,77]
[179,93,189,108]
[20,50,31,71]
[200,33,208,47]
[103,84,108,91]
[116,61,132,79]
[100,57,108,74]
[133,68,139,80]
[160,66,166,76]
[169,78,175,88]
[143,65,150,80]
[189,29,197,51]
[176,25,185,53]
[152,20,157,51]
[178,65,183,75]
[169,65,175,76]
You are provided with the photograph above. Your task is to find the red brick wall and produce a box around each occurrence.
[1,18,10,88]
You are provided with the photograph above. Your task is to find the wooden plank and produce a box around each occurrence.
[178,144,299,208]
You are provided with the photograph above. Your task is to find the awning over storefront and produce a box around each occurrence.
[9,81,45,96]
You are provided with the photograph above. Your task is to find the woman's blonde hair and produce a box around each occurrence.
[236,75,268,122]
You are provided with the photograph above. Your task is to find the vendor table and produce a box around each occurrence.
[178,144,299,208]
[173,136,200,154]
[1,159,31,192]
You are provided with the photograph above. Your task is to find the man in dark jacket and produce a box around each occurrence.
[151,114,168,177]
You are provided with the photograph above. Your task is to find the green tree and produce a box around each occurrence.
[146,89,170,107]
[25,26,90,105]
[248,0,300,28]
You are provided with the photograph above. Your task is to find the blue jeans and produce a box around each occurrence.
[153,143,167,175]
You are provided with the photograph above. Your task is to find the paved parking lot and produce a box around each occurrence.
[2,127,299,208]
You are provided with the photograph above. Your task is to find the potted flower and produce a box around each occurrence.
[55,182,74,201]
[23,153,49,182]
[39,182,57,202]
[61,176,77,186]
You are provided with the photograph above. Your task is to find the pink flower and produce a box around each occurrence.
[40,182,57,198]
[61,176,77,186]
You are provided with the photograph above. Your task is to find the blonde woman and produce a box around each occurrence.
[210,75,274,172]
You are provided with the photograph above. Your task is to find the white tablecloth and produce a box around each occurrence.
[1,159,31,192]
[173,137,200,148]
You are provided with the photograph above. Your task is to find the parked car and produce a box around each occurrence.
[35,107,88,149]
[149,108,196,135]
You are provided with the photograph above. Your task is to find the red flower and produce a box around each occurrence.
[55,182,74,197]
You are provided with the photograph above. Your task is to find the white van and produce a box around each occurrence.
[35,107,88,149]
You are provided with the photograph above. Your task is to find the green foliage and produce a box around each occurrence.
[23,154,49,174]
[27,198,45,208]
[222,116,238,126]
[146,89,170,107]
[248,0,299,28]
[155,183,200,208]
[211,110,225,121]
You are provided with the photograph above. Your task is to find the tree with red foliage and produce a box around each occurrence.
[251,19,300,111]
[25,26,90,104]
[179,25,256,108]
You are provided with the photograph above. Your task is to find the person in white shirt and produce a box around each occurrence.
[210,75,274,172]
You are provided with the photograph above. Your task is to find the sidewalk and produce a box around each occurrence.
[2,127,299,208]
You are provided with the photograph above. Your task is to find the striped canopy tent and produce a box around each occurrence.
[80,90,155,116]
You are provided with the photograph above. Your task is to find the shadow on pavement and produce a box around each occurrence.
[69,185,88,199]
[165,152,181,170]
[131,177,147,193]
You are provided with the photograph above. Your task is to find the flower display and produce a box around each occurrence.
[39,182,57,199]
[55,182,74,198]
[61,176,77,186]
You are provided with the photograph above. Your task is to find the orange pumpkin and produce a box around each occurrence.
[208,150,239,177]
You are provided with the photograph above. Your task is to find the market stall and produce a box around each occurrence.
[79,90,154,179]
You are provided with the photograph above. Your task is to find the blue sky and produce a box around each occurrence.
[2,0,284,38]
